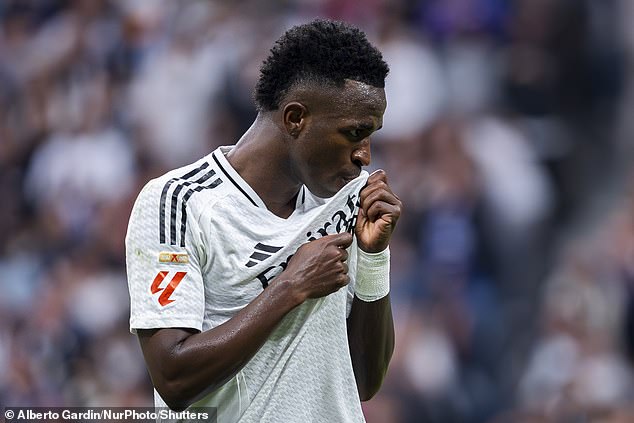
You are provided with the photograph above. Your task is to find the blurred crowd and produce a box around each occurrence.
[2,0,634,421]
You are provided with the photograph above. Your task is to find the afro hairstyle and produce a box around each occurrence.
[254,19,389,111]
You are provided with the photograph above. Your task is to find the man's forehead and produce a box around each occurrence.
[339,79,386,110]
[311,80,386,119]
[285,79,386,113]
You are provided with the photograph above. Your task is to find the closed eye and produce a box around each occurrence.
[343,123,379,141]
[347,127,371,141]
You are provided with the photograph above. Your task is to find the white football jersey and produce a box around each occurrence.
[126,146,370,422]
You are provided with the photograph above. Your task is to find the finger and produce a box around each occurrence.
[359,190,401,210]
[366,201,401,223]
[335,260,349,274]
[360,188,401,216]
[367,169,388,185]
[358,170,388,203]
[338,248,349,262]
[362,173,388,194]
[337,273,350,287]
[359,179,395,206]
[329,232,353,248]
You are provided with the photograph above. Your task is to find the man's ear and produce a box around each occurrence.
[283,102,307,138]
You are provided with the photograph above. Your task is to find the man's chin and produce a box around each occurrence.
[315,184,351,199]
[310,183,339,199]
[313,188,337,199]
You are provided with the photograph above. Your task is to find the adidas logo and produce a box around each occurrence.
[245,243,283,267]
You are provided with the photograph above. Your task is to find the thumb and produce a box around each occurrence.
[330,232,353,248]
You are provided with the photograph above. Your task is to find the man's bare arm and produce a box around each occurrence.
[347,295,394,400]
[137,232,353,410]
[348,170,401,400]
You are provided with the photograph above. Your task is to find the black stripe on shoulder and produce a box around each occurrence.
[179,177,223,247]
[169,169,217,245]
[159,162,209,244]
[212,152,258,208]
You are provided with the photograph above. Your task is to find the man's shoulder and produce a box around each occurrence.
[129,153,230,228]
[136,152,229,205]
[127,153,232,247]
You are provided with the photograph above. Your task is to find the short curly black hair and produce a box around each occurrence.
[254,19,389,111]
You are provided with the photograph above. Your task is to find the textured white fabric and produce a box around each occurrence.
[126,146,373,423]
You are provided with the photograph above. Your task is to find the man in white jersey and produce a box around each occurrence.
[126,19,401,422]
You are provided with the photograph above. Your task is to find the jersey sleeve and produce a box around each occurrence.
[126,180,206,333]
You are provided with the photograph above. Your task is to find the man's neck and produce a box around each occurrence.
[226,114,301,218]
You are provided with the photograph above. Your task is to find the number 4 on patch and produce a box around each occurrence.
[150,271,187,306]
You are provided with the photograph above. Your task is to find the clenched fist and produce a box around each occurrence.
[279,232,354,302]
[355,170,402,253]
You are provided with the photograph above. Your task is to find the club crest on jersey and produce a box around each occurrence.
[159,252,189,264]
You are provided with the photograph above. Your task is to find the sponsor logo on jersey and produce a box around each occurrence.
[150,271,187,306]
[159,252,190,264]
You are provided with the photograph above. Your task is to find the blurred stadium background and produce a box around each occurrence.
[2,0,634,421]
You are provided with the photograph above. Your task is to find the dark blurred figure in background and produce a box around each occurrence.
[2,0,634,421]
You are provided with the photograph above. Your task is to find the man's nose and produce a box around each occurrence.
[352,139,371,167]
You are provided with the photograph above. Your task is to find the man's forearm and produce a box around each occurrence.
[346,294,394,401]
[138,280,300,410]
[138,233,354,411]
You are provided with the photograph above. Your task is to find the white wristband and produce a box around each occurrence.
[354,247,390,302]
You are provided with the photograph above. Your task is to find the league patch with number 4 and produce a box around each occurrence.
[151,271,187,306]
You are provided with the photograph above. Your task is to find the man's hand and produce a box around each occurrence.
[355,170,402,253]
[278,232,354,302]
